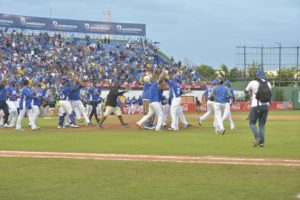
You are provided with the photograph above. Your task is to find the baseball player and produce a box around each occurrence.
[137,95,143,114]
[136,72,168,131]
[222,80,235,130]
[198,80,217,127]
[211,78,232,135]
[6,79,18,128]
[138,71,155,130]
[57,78,79,128]
[130,96,137,115]
[168,75,191,131]
[69,76,91,125]
[32,82,44,125]
[85,89,92,117]
[162,95,170,128]
[16,79,40,131]
[125,97,131,115]
[96,96,103,116]
[86,81,101,123]
[195,97,201,114]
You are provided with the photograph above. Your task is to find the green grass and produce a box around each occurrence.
[0,158,299,200]
[0,111,299,200]
[0,112,299,158]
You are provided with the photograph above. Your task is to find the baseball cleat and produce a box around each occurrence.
[32,127,40,131]
[144,125,155,130]
[184,124,192,128]
[3,124,12,128]
[70,124,80,128]
[122,123,129,127]
[198,119,202,126]
[15,128,25,131]
[98,124,104,129]
[136,123,141,129]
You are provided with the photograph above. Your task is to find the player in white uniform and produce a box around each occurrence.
[211,78,232,135]
[130,96,137,115]
[58,78,79,128]
[168,75,191,131]
[198,80,217,126]
[137,72,168,131]
[15,79,40,131]
[6,79,18,128]
[69,77,91,125]
[222,80,235,130]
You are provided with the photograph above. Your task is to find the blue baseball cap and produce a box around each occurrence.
[256,69,265,79]
[212,79,217,85]
[225,80,230,86]
[173,75,182,82]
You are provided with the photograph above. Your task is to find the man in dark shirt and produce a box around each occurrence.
[0,74,10,127]
[98,82,128,128]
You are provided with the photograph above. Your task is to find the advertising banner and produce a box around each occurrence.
[0,13,146,36]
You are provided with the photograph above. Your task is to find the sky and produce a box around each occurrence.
[0,0,299,68]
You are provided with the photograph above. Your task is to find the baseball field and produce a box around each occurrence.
[0,110,299,200]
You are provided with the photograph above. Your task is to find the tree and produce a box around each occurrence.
[218,64,229,80]
[228,67,239,81]
[194,64,215,80]
[276,68,296,86]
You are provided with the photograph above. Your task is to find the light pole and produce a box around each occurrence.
[275,42,281,86]
[49,0,52,18]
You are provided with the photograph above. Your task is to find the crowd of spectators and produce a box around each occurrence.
[0,28,201,91]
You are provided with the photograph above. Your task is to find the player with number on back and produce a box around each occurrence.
[57,78,79,129]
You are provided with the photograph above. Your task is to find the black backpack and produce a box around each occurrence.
[256,80,272,103]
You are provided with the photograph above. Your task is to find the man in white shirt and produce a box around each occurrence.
[245,69,272,147]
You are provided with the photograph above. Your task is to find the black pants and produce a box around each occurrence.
[0,101,9,125]
[89,101,99,123]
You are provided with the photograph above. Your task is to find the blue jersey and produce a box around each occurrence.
[0,85,7,102]
[6,86,17,101]
[59,86,73,101]
[94,87,102,102]
[138,97,143,106]
[19,86,33,110]
[226,87,235,103]
[70,82,82,101]
[149,82,163,103]
[214,85,230,103]
[33,87,44,106]
[131,97,137,105]
[168,80,182,99]
[204,86,213,100]
[125,99,131,107]
[87,86,102,102]
[142,82,151,100]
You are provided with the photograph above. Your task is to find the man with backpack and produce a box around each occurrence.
[245,69,272,147]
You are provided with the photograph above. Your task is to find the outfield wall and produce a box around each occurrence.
[100,90,293,113]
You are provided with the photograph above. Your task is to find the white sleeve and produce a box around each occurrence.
[245,81,252,92]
